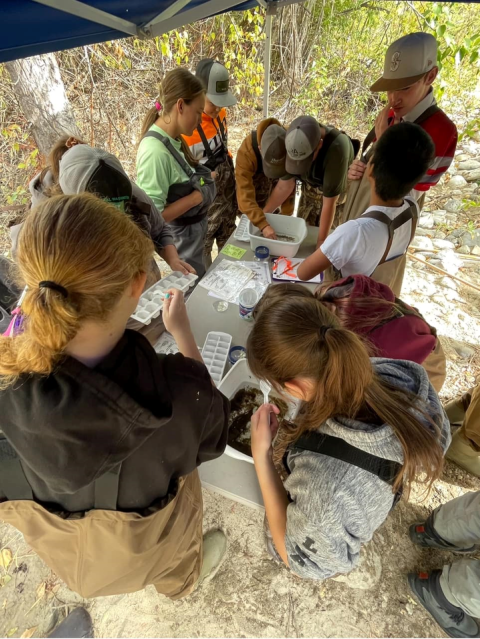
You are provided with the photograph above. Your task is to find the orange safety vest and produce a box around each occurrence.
[183,110,231,169]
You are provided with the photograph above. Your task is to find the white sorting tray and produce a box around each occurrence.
[131,271,198,325]
[201,331,232,385]
[234,214,250,242]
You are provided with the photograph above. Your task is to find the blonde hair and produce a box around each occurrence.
[139,68,205,166]
[0,193,153,386]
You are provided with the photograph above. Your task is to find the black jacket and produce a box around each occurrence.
[0,330,229,512]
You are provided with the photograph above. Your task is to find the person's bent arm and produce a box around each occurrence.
[297,249,332,281]
[317,195,338,247]
[251,404,290,565]
[162,289,202,362]
[263,178,296,213]
[235,144,269,231]
[162,191,203,223]
[159,244,196,275]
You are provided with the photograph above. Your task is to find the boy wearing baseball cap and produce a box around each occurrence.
[297,122,435,296]
[235,118,296,240]
[343,32,457,225]
[183,60,239,267]
[285,116,355,248]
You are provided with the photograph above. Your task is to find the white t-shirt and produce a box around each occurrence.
[322,199,419,277]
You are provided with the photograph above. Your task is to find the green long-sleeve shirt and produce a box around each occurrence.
[136,124,190,213]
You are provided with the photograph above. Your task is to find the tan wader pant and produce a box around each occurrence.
[321,254,406,295]
[0,470,203,600]
[369,254,407,297]
[341,172,426,225]
[446,386,480,450]
[340,172,372,225]
[422,338,447,394]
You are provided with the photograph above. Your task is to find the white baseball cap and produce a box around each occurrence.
[195,59,237,108]
[370,32,438,92]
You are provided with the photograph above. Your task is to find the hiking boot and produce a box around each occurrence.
[446,429,480,478]
[49,608,93,638]
[408,570,480,638]
[196,530,227,587]
[409,522,478,554]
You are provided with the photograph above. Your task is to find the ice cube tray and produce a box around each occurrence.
[234,215,250,242]
[201,331,232,385]
[130,271,198,325]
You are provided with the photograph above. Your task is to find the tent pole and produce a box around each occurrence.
[262,5,276,118]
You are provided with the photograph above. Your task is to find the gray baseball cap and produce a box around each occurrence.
[285,116,322,175]
[196,59,237,108]
[371,32,438,92]
[260,124,288,179]
[59,145,132,211]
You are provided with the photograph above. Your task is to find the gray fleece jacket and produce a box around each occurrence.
[283,358,451,580]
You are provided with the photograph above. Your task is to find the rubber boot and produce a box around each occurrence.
[49,608,93,638]
[196,530,227,587]
[446,428,480,478]
[408,570,480,638]
[409,520,478,554]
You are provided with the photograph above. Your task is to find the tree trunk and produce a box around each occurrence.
[5,53,82,157]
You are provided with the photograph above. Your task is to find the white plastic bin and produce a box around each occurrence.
[248,213,307,258]
[219,359,300,464]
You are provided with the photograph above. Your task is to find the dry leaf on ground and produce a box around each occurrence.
[0,548,13,570]
[20,627,37,638]
[0,575,12,588]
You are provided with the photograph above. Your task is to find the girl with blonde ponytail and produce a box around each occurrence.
[246,294,450,580]
[0,193,229,599]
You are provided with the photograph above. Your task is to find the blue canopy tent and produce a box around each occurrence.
[0,0,304,115]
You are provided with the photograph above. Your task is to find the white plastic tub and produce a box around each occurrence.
[219,359,300,464]
[248,213,307,258]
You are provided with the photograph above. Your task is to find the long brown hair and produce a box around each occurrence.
[39,135,86,185]
[139,68,204,166]
[0,193,153,386]
[254,281,432,348]
[247,294,444,495]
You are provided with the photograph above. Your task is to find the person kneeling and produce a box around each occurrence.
[246,293,449,579]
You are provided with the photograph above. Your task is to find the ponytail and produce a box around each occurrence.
[0,193,154,387]
[139,68,205,167]
[247,295,444,496]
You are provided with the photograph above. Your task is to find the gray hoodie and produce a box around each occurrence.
[25,158,174,255]
[283,358,451,580]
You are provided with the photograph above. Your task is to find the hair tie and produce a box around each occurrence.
[319,325,332,339]
[39,281,68,298]
[155,100,162,112]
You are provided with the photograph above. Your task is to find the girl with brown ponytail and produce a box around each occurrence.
[247,293,450,580]
[137,68,217,277]
[0,193,229,599]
